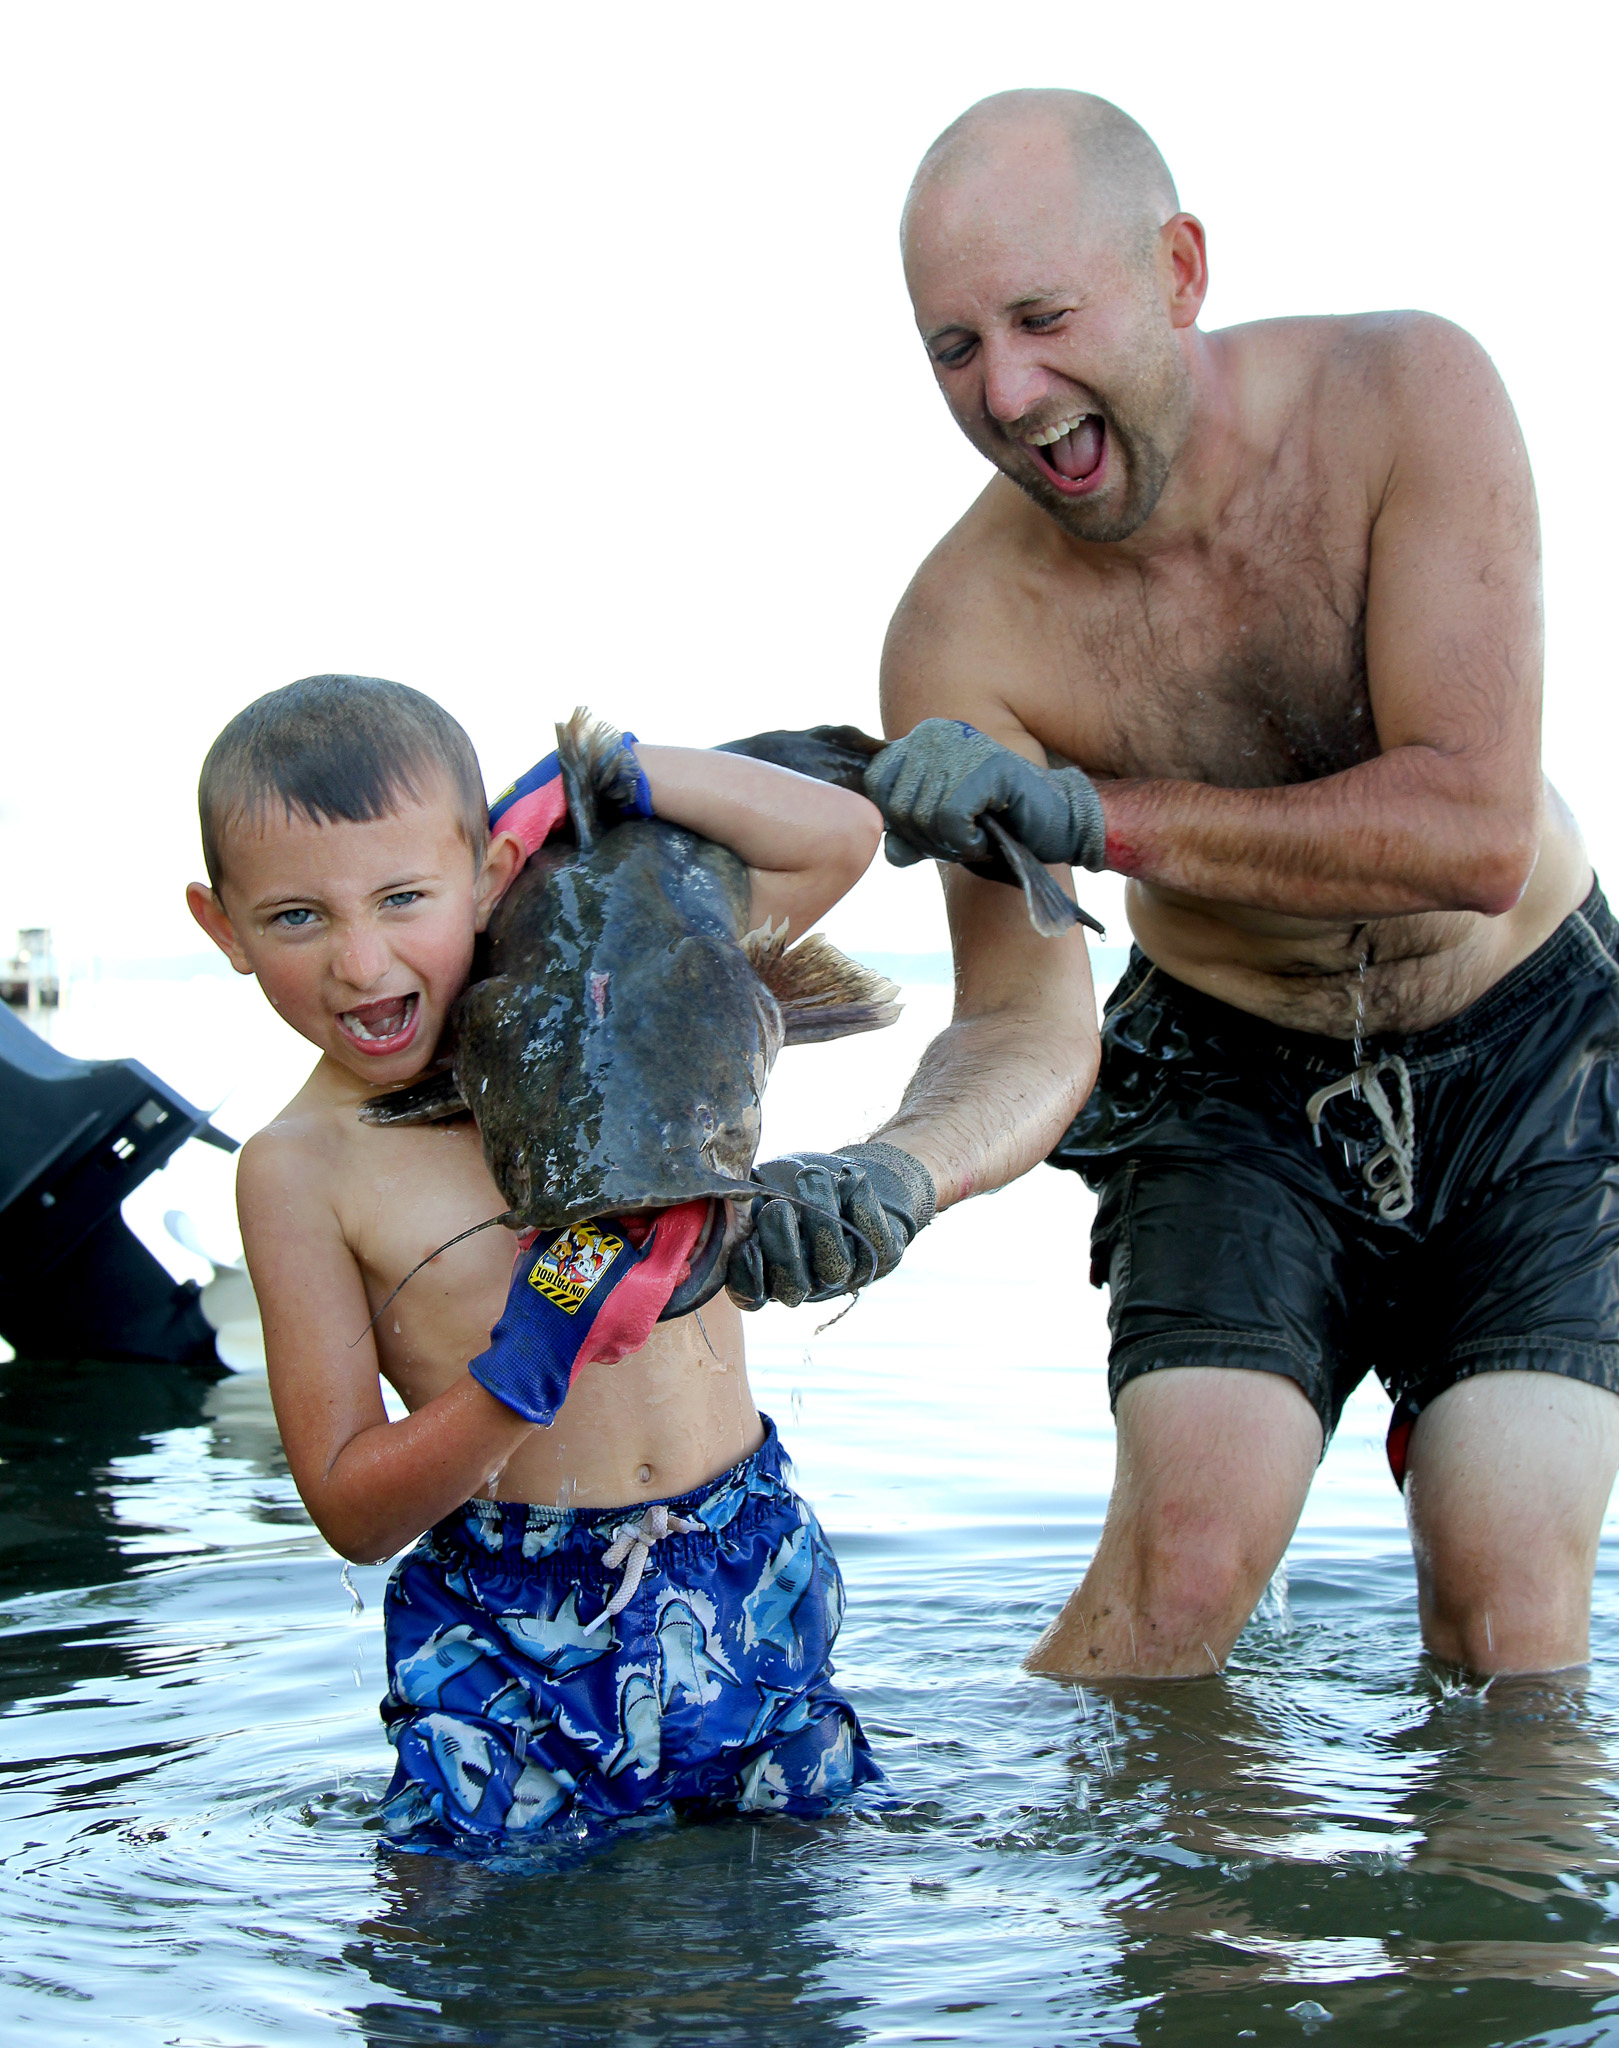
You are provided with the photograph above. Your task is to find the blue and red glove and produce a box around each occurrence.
[469,1200,708,1425]
[488,733,653,861]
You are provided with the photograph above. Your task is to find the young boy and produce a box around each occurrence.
[187,673,888,1846]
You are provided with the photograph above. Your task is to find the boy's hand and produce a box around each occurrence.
[471,1203,707,1424]
[726,1143,937,1310]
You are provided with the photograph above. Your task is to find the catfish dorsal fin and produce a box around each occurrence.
[556,704,638,849]
[743,923,903,1045]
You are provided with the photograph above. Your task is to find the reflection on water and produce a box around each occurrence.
[5,984,1619,2041]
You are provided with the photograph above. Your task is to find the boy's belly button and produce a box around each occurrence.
[636,1463,652,1486]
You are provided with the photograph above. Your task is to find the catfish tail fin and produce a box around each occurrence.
[744,923,902,1044]
[557,705,647,849]
[715,723,885,793]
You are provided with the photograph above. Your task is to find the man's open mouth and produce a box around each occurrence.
[1021,410,1107,492]
[336,992,421,1055]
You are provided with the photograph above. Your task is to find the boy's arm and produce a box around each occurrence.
[635,745,882,934]
[238,1129,534,1565]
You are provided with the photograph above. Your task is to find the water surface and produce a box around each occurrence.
[5,977,1619,2043]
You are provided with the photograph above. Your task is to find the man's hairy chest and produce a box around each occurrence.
[1026,488,1378,792]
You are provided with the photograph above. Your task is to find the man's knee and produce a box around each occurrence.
[1407,1371,1619,1671]
[1110,1367,1321,1546]
[1115,1506,1280,1632]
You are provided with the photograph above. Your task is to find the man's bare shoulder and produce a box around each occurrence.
[881,480,1060,730]
[1220,311,1513,451]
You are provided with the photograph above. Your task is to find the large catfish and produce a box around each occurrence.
[360,710,900,1318]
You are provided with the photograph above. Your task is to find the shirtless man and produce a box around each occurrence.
[737,89,1619,1679]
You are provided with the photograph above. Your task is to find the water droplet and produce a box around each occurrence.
[1352,946,1370,1070]
[340,1562,364,1615]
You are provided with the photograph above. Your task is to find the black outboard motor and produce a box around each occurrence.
[0,1005,238,1364]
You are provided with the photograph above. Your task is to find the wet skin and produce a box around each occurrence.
[188,757,879,1561]
[869,99,1604,1680]
[890,130,1587,1043]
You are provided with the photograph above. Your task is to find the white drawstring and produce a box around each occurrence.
[582,1503,702,1633]
[1305,1054,1416,1222]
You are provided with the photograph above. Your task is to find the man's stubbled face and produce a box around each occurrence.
[903,140,1194,545]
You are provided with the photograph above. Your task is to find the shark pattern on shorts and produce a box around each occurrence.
[655,1589,740,1708]
[742,1516,820,1664]
[499,1587,619,1677]
[379,1422,882,1848]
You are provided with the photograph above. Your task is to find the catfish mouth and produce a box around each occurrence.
[1020,410,1108,496]
[336,991,421,1057]
[656,1198,732,1320]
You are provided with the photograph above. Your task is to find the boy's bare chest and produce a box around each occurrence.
[336,1117,513,1399]
[1028,491,1377,791]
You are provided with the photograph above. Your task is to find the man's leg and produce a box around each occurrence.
[1404,1370,1619,1672]
[1025,1365,1323,1680]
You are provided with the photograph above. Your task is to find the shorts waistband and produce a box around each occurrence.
[433,1415,793,1558]
[1111,879,1615,1079]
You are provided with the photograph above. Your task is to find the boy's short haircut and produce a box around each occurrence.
[199,674,488,891]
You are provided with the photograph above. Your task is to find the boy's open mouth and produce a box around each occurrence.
[337,992,421,1056]
[1022,411,1107,494]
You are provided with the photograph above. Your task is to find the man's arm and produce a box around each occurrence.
[1108,324,1546,914]
[1103,322,1544,917]
[873,860,1097,1208]
[721,852,1096,1308]
[239,1129,534,1564]
[878,320,1546,922]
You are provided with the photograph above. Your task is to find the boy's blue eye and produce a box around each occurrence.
[275,908,316,929]
[382,891,422,910]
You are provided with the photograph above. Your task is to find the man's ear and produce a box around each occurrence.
[187,881,256,975]
[474,830,527,930]
[1161,213,1209,330]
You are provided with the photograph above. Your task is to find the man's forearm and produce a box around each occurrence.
[873,1006,1097,1210]
[1101,745,1540,918]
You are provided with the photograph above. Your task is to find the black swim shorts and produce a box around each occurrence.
[1050,881,1619,1481]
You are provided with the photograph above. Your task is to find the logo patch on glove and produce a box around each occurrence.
[527,1222,624,1314]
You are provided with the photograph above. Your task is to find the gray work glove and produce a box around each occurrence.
[726,1142,937,1311]
[864,719,1106,873]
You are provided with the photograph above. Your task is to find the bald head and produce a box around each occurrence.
[899,91,1202,547]
[904,90,1179,262]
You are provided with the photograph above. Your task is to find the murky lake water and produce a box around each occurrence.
[7,970,1619,2044]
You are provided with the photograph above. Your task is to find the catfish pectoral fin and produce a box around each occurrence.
[358,1066,469,1126]
[743,927,902,1044]
[980,816,1106,940]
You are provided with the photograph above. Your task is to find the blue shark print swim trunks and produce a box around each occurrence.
[378,1419,881,1847]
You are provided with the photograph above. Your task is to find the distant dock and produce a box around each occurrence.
[1,929,60,1012]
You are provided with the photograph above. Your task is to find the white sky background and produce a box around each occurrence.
[0,0,1612,967]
